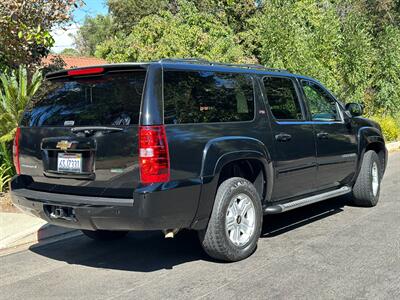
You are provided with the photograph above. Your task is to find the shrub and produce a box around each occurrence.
[0,142,13,192]
[394,113,400,132]
[0,65,42,191]
[371,115,400,142]
[0,163,12,192]
[0,65,42,142]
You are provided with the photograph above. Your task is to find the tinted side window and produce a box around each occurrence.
[263,77,303,120]
[163,71,254,124]
[301,81,340,121]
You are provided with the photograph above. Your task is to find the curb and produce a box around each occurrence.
[0,223,81,256]
[387,141,400,152]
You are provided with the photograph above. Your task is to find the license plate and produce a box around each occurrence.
[57,153,82,173]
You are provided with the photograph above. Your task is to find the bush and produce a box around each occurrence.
[0,66,42,142]
[394,113,400,132]
[0,65,42,192]
[371,115,400,142]
[0,142,14,192]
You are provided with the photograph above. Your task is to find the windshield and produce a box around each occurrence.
[21,70,146,127]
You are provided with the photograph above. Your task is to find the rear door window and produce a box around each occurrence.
[263,76,304,120]
[163,70,254,124]
[21,71,146,127]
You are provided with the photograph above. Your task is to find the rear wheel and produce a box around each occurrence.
[198,177,263,262]
[81,230,128,240]
[352,150,382,207]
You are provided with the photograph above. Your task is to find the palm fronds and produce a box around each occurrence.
[0,143,14,192]
[0,65,43,142]
[0,163,12,192]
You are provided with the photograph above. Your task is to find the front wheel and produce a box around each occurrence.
[81,230,128,240]
[198,177,263,262]
[352,150,382,207]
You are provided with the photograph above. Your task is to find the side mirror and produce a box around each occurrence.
[345,102,363,117]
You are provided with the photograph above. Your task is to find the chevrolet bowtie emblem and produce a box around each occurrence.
[56,140,72,151]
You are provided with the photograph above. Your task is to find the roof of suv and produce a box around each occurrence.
[45,58,306,79]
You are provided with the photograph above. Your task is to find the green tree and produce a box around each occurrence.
[96,1,250,63]
[191,0,259,32]
[60,48,80,56]
[242,0,342,91]
[373,25,400,115]
[0,0,82,70]
[107,0,169,33]
[106,0,260,37]
[75,15,114,56]
[335,1,376,104]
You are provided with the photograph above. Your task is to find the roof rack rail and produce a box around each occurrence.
[159,58,210,64]
[158,58,289,73]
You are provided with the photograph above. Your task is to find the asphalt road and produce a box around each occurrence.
[1,153,399,300]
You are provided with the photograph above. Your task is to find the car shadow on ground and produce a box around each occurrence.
[29,195,349,272]
[261,195,348,238]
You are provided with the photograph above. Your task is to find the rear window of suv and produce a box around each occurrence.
[21,71,146,127]
[163,70,254,124]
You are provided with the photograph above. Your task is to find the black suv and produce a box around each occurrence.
[11,59,387,261]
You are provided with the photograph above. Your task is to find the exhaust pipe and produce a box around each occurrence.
[50,208,66,219]
[50,208,65,219]
[55,208,64,218]
[163,229,179,239]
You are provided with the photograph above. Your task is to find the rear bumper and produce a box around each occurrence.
[10,176,201,231]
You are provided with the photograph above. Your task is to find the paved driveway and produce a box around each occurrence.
[1,153,399,300]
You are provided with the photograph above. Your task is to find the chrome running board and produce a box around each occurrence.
[264,186,351,214]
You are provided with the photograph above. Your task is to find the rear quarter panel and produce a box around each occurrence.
[165,111,275,229]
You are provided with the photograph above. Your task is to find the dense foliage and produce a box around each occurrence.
[76,0,400,118]
[75,15,114,56]
[0,66,43,191]
[0,142,13,193]
[0,0,82,70]
[96,3,248,63]
[60,48,80,56]
[0,66,42,142]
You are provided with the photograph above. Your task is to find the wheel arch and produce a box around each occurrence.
[355,127,387,181]
[191,136,273,230]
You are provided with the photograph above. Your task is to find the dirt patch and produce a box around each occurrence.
[0,192,19,213]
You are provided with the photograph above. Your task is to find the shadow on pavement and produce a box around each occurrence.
[261,195,347,238]
[29,196,348,272]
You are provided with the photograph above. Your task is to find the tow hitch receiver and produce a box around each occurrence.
[45,205,77,222]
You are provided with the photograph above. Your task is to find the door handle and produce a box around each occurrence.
[317,132,329,139]
[275,133,292,142]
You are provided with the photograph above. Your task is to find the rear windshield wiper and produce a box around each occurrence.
[71,126,124,135]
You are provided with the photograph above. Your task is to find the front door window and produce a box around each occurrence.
[301,81,341,122]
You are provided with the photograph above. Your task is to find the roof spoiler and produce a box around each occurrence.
[45,63,148,80]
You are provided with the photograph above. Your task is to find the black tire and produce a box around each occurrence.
[198,177,263,262]
[81,230,128,240]
[352,150,381,207]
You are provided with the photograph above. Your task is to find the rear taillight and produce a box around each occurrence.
[13,127,21,175]
[139,125,170,184]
